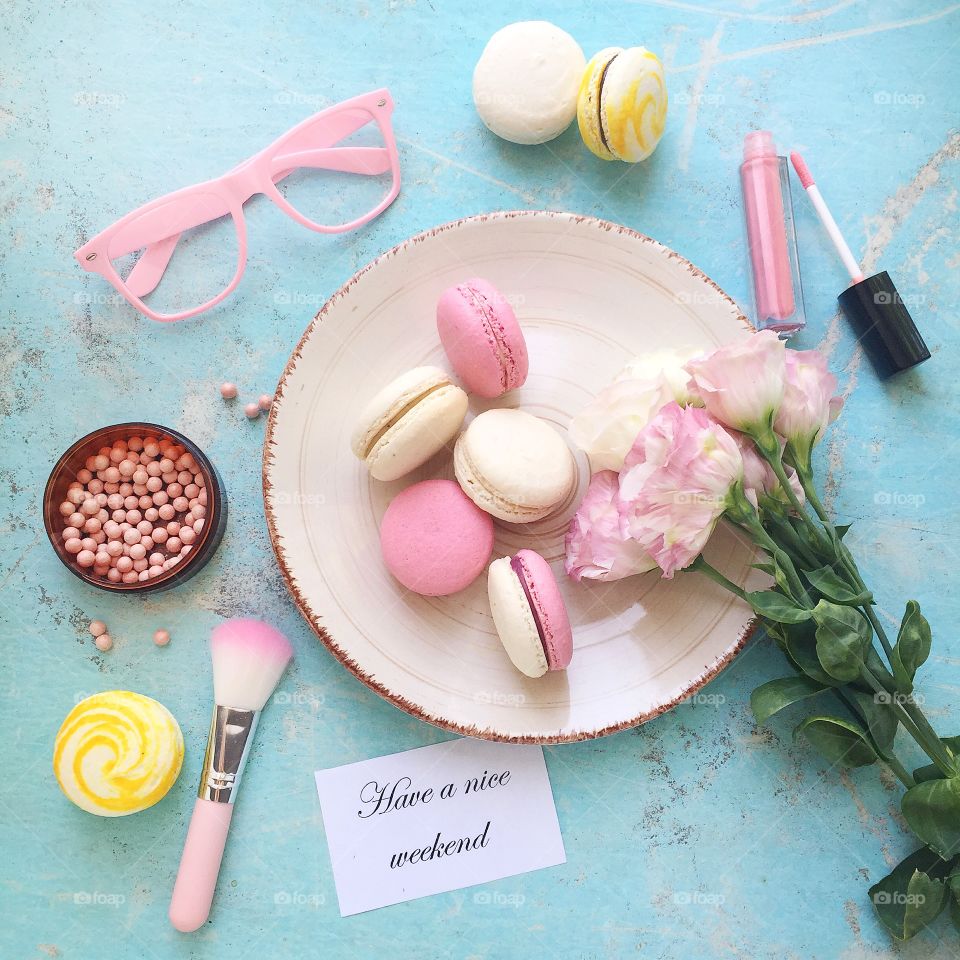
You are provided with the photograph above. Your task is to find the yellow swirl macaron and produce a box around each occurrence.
[53,691,184,816]
[577,46,668,163]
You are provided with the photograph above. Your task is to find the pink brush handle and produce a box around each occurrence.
[169,798,234,932]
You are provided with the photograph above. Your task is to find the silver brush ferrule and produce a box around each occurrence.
[197,704,260,803]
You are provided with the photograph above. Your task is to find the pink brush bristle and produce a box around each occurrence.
[210,618,294,710]
[790,152,814,189]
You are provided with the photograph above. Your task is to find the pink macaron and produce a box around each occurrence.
[487,549,573,677]
[436,278,529,398]
[380,479,495,597]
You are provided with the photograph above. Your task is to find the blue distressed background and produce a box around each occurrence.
[1,1,958,957]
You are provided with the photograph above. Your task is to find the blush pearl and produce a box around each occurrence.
[258,394,273,411]
[244,402,260,419]
[220,382,238,399]
[95,634,113,651]
[153,629,171,646]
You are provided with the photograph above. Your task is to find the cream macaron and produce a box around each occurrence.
[352,366,469,482]
[577,46,668,162]
[454,408,575,523]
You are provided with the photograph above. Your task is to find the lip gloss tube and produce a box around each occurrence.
[740,130,805,335]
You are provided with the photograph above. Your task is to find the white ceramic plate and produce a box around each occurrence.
[264,211,761,743]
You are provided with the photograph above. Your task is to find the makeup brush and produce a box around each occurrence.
[169,618,293,932]
[790,151,930,379]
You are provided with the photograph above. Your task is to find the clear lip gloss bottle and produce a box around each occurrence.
[740,131,805,335]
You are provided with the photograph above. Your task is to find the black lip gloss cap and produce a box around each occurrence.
[837,271,931,379]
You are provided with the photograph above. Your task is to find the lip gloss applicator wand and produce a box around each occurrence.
[790,151,930,379]
[169,618,293,932]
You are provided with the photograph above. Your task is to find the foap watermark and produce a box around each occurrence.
[873,91,926,109]
[275,290,328,307]
[473,690,526,707]
[874,491,925,509]
[73,91,126,108]
[672,890,725,906]
[71,890,126,907]
[674,290,728,307]
[273,689,326,709]
[679,691,726,708]
[872,890,929,906]
[269,490,327,507]
[874,690,926,708]
[473,890,526,908]
[274,91,329,109]
[674,91,725,107]
[874,289,925,309]
[273,890,326,908]
[74,291,125,307]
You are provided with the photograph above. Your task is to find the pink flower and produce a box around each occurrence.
[774,348,843,466]
[732,431,804,509]
[564,471,658,582]
[618,403,744,578]
[684,330,786,436]
[569,348,703,472]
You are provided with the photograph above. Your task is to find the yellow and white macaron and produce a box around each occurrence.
[53,690,184,816]
[577,46,668,162]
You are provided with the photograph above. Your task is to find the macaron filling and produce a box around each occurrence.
[459,283,519,392]
[510,554,554,669]
[595,52,619,155]
[360,380,452,460]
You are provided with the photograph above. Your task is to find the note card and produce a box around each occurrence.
[314,737,566,915]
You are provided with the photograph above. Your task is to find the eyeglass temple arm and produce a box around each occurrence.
[125,146,389,298]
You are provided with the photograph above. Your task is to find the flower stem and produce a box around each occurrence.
[689,555,748,600]
[835,688,915,788]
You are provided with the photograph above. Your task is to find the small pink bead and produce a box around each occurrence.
[146,461,162,477]
[94,494,108,508]
[162,471,177,484]
[122,571,139,584]
[152,527,168,544]
[244,402,261,419]
[132,483,148,496]
[152,490,169,506]
[81,537,97,551]
[138,495,153,509]
[103,520,119,538]
[166,555,182,569]
[184,483,200,500]
[106,540,123,557]
[195,474,206,489]
[118,459,137,478]
[258,394,273,412]
[95,634,113,651]
[94,551,110,567]
[68,511,85,528]
[62,526,81,540]
[195,518,205,533]
[128,436,143,452]
[176,470,192,486]
[93,454,109,471]
[96,509,109,524]
[129,543,147,560]
[77,550,96,568]
[182,512,195,526]
[111,509,126,523]
[146,475,163,493]
[149,552,165,566]
[220,382,238,399]
[83,517,102,534]
[167,482,183,498]
[76,468,93,483]
[192,504,207,519]
[59,500,74,517]
[145,507,159,522]
[107,493,124,510]
[167,537,182,553]
[88,478,104,495]
[81,499,99,516]
[123,495,138,509]
[64,538,83,554]
[172,496,189,513]
[157,503,174,521]
[153,629,171,646]
[180,526,196,545]
[166,520,181,536]
[141,535,154,551]
[123,528,141,545]
[137,520,152,536]
[133,558,149,572]
[109,447,126,465]
[119,482,133,496]
[144,440,161,457]
[103,482,120,494]
[133,468,148,485]
[67,487,86,505]
[159,458,174,473]
[148,565,164,578]
[107,568,122,583]
[181,544,193,556]
[138,570,150,582]
[139,451,153,465]
[92,531,106,544]
[116,556,133,573]
[103,466,121,484]
[125,510,142,525]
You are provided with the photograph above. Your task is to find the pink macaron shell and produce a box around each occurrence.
[380,479,495,597]
[513,549,573,670]
[436,278,529,399]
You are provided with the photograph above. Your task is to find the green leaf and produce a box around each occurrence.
[891,601,932,694]
[951,893,960,934]
[868,847,951,940]
[914,763,943,784]
[750,676,827,725]
[834,522,852,540]
[902,778,960,860]
[848,688,899,753]
[751,561,776,577]
[812,600,872,682]
[804,565,872,605]
[746,590,812,624]
[796,715,878,767]
[782,621,843,687]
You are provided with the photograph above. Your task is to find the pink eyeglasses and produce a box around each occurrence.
[74,88,400,322]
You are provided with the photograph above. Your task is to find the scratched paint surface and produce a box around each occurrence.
[1,1,958,957]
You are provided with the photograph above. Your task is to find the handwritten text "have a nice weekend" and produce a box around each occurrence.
[357,769,511,869]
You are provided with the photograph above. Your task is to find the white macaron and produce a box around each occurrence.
[473,21,586,145]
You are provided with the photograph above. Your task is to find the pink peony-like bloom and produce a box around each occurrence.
[618,403,744,578]
[684,330,786,436]
[774,348,844,465]
[564,471,658,582]
[569,348,703,472]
